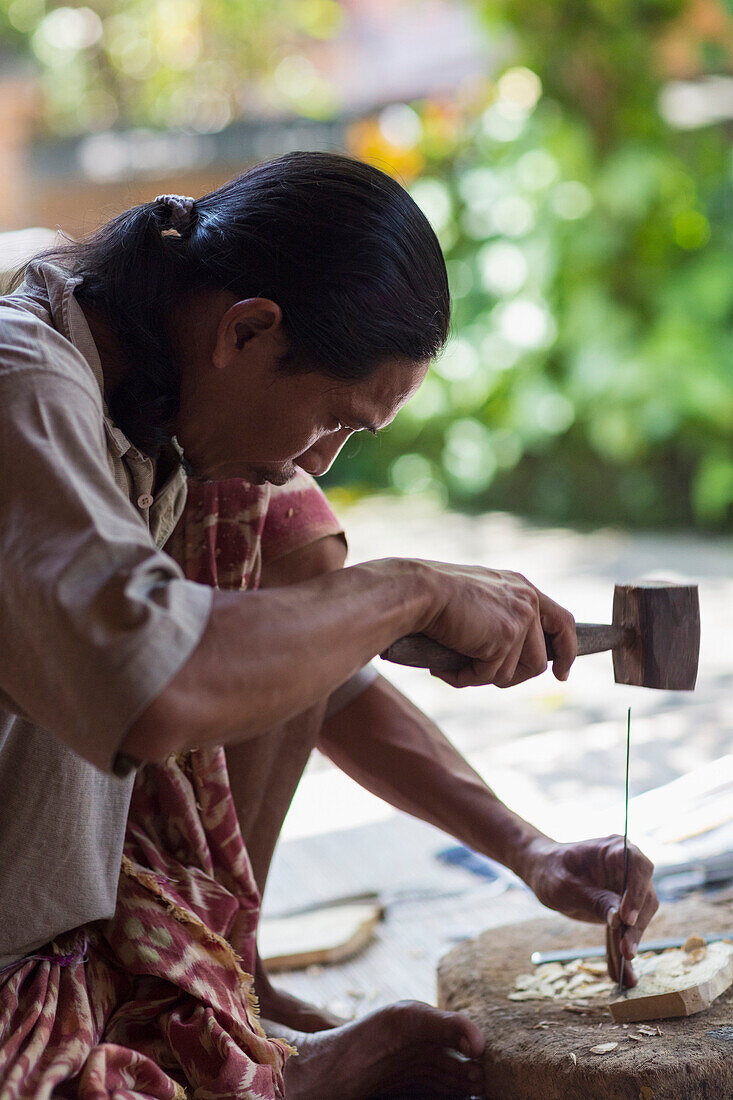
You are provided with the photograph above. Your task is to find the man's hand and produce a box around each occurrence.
[520,835,658,987]
[416,563,576,688]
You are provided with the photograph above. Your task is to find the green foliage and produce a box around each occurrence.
[2,1,731,527]
[0,0,340,132]
[326,1,733,529]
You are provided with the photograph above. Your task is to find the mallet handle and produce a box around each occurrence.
[381,623,633,673]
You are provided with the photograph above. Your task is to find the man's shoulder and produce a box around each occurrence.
[0,290,101,407]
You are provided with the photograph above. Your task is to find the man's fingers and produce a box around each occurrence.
[619,844,655,928]
[605,915,622,982]
[605,909,638,987]
[621,885,659,960]
[491,638,524,689]
[513,615,548,686]
[420,567,572,690]
[433,655,504,689]
[605,840,656,964]
[539,596,576,681]
[494,617,547,688]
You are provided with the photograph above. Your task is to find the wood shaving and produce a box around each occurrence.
[578,960,609,977]
[510,958,614,1002]
[628,1033,645,1041]
[589,1042,618,1054]
[637,1024,662,1036]
[576,981,615,997]
[514,974,537,991]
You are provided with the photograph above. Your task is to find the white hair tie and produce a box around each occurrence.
[154,193,196,235]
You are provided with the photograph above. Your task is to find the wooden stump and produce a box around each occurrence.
[437,894,733,1100]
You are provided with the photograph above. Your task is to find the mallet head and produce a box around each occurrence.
[612,582,700,691]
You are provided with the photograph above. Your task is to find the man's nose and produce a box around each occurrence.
[296,429,352,477]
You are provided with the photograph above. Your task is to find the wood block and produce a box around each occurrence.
[259,901,383,973]
[609,940,733,1022]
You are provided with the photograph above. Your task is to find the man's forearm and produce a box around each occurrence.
[318,674,548,881]
[122,560,432,761]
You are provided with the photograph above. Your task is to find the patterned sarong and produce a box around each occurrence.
[0,473,342,1099]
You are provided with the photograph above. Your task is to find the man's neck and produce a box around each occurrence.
[79,299,180,484]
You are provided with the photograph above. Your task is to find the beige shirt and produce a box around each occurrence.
[0,260,212,966]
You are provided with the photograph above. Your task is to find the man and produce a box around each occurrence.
[0,154,656,1098]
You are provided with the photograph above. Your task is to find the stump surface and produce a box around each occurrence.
[437,894,733,1100]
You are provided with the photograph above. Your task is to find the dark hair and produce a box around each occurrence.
[23,152,450,455]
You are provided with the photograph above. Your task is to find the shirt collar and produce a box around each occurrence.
[23,259,107,403]
[21,259,187,494]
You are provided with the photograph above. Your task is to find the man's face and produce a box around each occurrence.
[175,294,429,483]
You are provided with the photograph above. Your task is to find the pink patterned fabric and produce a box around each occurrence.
[0,473,343,1099]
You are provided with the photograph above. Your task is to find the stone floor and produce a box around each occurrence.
[261,498,733,1018]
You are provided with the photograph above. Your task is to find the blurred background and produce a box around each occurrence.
[2,0,732,1014]
[2,0,732,528]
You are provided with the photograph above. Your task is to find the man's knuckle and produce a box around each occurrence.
[515,597,535,623]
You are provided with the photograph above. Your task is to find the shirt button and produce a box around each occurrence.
[137,493,154,509]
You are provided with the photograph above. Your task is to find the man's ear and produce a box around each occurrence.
[213,298,283,369]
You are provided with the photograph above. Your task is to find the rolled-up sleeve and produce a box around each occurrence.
[0,363,212,773]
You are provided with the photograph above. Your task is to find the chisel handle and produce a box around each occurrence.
[381,623,634,673]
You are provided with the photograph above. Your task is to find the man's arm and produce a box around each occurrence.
[320,673,541,871]
[318,674,658,981]
[122,559,577,762]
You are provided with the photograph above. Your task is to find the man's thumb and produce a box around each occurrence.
[604,900,624,929]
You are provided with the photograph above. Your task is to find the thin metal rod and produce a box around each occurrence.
[618,706,631,994]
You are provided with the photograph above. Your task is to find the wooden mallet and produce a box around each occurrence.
[381,581,700,690]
